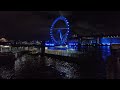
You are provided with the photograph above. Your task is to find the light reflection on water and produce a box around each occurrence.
[0,66,14,79]
[44,46,112,79]
[0,46,113,79]
[44,57,81,79]
[99,46,111,61]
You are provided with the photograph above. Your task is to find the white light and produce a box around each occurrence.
[0,45,3,47]
[69,49,75,51]
[3,46,10,48]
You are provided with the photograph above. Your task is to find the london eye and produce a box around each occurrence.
[50,16,70,46]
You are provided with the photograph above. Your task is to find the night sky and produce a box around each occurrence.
[0,11,120,41]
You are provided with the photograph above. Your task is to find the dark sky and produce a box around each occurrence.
[0,11,120,41]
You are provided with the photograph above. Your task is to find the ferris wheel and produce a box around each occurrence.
[50,16,70,45]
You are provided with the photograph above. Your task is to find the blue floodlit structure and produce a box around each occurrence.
[100,37,120,45]
[45,41,55,46]
[68,40,79,46]
[50,16,70,46]
[45,16,79,47]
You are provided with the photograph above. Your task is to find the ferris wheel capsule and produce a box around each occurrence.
[50,16,70,46]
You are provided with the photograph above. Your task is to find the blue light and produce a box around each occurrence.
[50,16,70,45]
[45,42,55,46]
[100,37,120,45]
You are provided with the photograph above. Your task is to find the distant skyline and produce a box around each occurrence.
[0,11,120,41]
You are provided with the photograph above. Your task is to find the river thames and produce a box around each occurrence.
[0,46,120,79]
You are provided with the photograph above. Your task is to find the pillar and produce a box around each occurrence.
[97,37,100,44]
[41,41,45,57]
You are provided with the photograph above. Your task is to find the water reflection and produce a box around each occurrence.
[44,46,113,79]
[106,54,120,79]
[0,46,119,79]
[99,46,111,61]
[0,66,14,79]
[44,57,80,79]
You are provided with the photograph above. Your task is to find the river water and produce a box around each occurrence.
[0,46,120,79]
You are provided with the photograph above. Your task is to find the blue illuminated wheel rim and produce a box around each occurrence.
[50,16,70,45]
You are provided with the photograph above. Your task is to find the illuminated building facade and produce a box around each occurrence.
[100,36,120,45]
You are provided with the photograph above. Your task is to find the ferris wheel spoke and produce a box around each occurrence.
[53,28,69,30]
[50,16,70,45]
